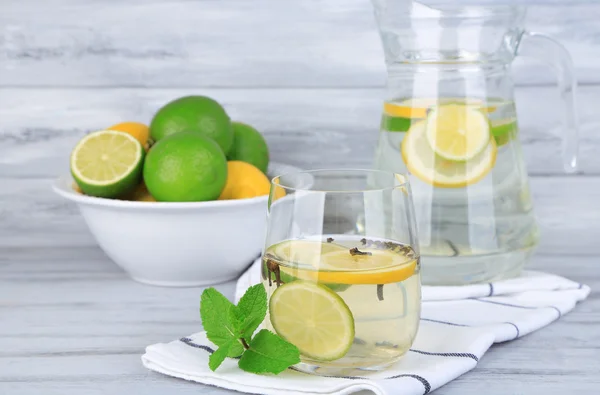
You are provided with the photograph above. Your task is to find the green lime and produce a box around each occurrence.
[70,130,145,198]
[381,114,412,132]
[143,132,227,202]
[491,118,518,147]
[150,96,234,154]
[227,122,270,173]
[270,281,355,361]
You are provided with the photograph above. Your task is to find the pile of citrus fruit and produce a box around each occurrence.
[70,96,273,202]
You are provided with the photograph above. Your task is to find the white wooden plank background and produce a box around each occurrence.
[1,85,599,177]
[1,1,599,394]
[1,1,600,88]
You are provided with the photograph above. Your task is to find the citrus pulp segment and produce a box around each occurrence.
[402,121,497,188]
[70,130,144,198]
[425,104,491,161]
[269,281,355,361]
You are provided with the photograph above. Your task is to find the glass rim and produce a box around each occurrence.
[270,168,409,194]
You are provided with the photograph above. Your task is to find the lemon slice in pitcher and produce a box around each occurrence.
[425,104,491,161]
[384,98,498,121]
[402,121,497,188]
[269,281,355,361]
[71,130,145,198]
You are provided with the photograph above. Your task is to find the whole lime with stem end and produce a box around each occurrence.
[150,95,234,155]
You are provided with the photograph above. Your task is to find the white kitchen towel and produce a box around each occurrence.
[142,259,590,395]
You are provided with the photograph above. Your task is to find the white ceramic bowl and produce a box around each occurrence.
[53,162,299,287]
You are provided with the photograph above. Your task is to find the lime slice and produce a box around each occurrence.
[281,248,417,285]
[381,114,412,132]
[71,130,145,198]
[425,104,491,162]
[402,121,497,188]
[264,240,351,292]
[269,281,355,361]
[491,118,518,147]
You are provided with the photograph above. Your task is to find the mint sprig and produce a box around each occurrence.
[200,284,300,374]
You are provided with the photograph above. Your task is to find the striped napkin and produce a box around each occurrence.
[142,259,590,395]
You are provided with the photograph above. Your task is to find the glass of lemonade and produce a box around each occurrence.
[261,169,421,376]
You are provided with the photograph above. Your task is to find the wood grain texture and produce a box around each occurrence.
[2,176,599,254]
[2,0,599,393]
[1,248,598,395]
[1,85,599,177]
[1,1,599,88]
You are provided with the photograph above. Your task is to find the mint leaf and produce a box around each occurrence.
[238,329,300,374]
[236,284,268,340]
[226,308,245,358]
[209,340,233,371]
[200,288,240,347]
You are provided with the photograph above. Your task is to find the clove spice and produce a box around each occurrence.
[266,258,283,287]
[349,247,372,256]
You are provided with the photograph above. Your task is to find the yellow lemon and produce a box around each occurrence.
[219,161,271,200]
[108,122,151,150]
[402,121,497,188]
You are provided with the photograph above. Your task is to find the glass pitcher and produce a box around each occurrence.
[370,1,579,285]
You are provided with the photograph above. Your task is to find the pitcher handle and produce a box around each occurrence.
[516,31,579,173]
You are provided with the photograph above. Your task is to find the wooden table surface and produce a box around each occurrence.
[2,0,599,393]
[2,248,598,394]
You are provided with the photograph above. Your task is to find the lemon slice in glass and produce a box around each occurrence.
[272,239,346,266]
[269,281,355,361]
[281,248,417,285]
[70,130,145,198]
[266,240,351,291]
[402,121,497,188]
[425,104,491,161]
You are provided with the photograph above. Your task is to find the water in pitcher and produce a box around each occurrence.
[373,97,539,285]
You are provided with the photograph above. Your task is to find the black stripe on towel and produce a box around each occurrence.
[504,322,520,339]
[180,337,215,353]
[488,283,494,297]
[421,317,470,327]
[410,349,479,362]
[290,369,432,395]
[288,366,365,380]
[386,374,432,394]
[473,298,562,318]
[180,338,432,394]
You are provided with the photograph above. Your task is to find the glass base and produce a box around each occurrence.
[420,245,536,286]
[292,359,397,378]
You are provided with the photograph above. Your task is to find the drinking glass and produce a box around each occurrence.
[261,169,421,376]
